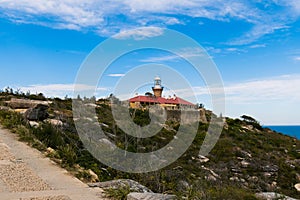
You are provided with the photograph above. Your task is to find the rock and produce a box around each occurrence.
[256,192,297,200]
[45,119,63,126]
[25,104,49,121]
[46,147,55,154]
[199,108,208,123]
[248,176,259,182]
[240,150,252,158]
[229,177,239,182]
[13,108,27,114]
[263,172,272,178]
[198,155,209,163]
[205,175,217,181]
[241,160,250,168]
[242,125,254,131]
[231,167,242,173]
[177,180,190,191]
[262,165,279,173]
[87,169,99,183]
[0,106,10,110]
[295,183,300,192]
[29,121,39,127]
[201,166,219,178]
[6,98,50,109]
[88,179,152,193]
[127,192,176,200]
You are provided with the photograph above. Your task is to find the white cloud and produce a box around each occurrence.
[141,47,207,62]
[189,74,300,104]
[112,27,164,40]
[293,56,300,61]
[249,44,266,49]
[228,23,290,45]
[107,74,125,77]
[0,1,299,44]
[15,84,107,98]
[0,0,104,30]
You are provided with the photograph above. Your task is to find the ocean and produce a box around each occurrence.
[265,126,300,139]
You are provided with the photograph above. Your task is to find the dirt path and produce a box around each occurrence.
[0,127,108,200]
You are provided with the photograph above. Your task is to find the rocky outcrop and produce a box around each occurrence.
[88,179,152,193]
[199,108,208,123]
[127,192,176,200]
[25,104,49,121]
[5,98,50,109]
[256,192,298,200]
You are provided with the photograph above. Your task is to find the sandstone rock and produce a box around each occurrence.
[46,147,55,154]
[295,183,300,192]
[25,104,49,121]
[87,169,99,183]
[13,108,27,114]
[127,192,176,200]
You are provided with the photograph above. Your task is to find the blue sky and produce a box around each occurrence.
[0,0,300,125]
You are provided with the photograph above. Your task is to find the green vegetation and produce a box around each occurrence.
[0,91,299,199]
[104,184,131,200]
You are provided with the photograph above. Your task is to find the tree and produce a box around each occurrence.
[241,115,257,123]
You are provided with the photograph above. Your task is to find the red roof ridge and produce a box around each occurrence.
[129,95,194,106]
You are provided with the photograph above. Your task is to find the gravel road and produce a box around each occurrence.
[0,127,108,200]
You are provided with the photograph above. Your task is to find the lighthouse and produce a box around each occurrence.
[152,76,164,97]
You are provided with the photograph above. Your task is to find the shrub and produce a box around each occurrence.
[104,184,131,200]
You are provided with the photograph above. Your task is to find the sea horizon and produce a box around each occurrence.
[264,125,300,139]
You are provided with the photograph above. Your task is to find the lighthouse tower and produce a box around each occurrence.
[152,76,164,97]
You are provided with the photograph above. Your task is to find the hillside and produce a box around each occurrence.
[0,91,299,199]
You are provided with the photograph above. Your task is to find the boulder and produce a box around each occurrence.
[29,121,39,128]
[25,104,49,121]
[127,192,176,200]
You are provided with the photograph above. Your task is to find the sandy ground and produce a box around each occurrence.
[0,127,108,200]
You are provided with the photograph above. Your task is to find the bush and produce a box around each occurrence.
[104,184,131,200]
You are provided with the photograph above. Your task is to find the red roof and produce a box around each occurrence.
[129,95,195,106]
